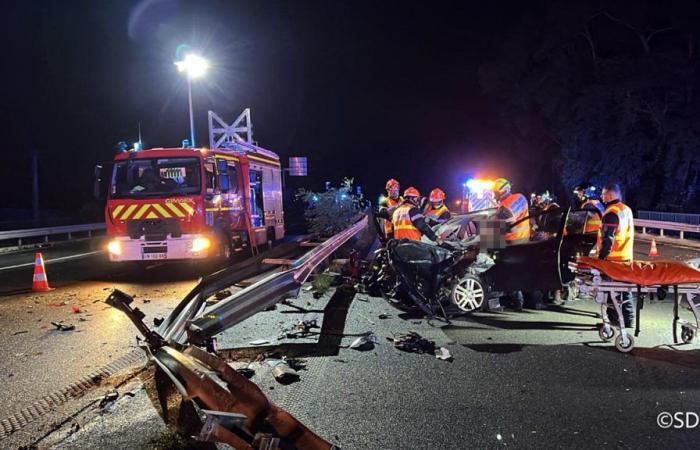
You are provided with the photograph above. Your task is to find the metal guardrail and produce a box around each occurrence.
[0,222,105,246]
[635,219,700,240]
[638,211,700,225]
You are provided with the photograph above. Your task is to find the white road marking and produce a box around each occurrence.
[0,251,102,271]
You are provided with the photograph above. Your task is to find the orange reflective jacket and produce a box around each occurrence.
[381,196,402,235]
[582,199,603,234]
[392,204,422,240]
[500,193,530,243]
[595,201,634,262]
[425,204,450,221]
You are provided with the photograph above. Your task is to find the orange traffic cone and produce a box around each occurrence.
[32,252,53,292]
[649,239,659,257]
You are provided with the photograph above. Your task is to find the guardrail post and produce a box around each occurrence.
[680,230,684,240]
[45,235,49,243]
[67,232,72,240]
[642,227,646,234]
[18,238,22,247]
[660,229,664,237]
[88,230,92,238]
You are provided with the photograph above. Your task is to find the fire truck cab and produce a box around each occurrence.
[104,141,284,262]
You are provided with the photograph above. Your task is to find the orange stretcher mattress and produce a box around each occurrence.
[577,257,700,286]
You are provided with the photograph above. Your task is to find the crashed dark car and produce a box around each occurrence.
[367,206,599,318]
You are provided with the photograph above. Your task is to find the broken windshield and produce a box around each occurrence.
[110,157,201,198]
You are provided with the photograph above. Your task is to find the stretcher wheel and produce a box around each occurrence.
[598,325,615,342]
[681,327,695,344]
[615,334,634,353]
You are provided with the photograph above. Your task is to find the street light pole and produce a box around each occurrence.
[174,53,208,148]
[187,76,195,147]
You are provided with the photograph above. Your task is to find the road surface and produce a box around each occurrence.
[0,236,699,449]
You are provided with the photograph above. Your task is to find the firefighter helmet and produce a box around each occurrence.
[385,179,400,191]
[573,183,597,199]
[493,178,512,197]
[403,187,420,198]
[429,188,446,202]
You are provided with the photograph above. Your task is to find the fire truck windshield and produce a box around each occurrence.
[111,157,201,198]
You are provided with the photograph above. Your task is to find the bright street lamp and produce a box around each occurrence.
[174,53,209,147]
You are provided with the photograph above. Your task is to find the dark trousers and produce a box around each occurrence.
[607,292,635,328]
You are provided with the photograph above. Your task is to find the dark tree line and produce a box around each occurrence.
[479,0,700,211]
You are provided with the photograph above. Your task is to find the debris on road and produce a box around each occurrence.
[266,358,300,383]
[378,313,391,319]
[51,321,76,332]
[294,318,319,334]
[250,339,271,346]
[71,305,81,314]
[279,318,320,339]
[142,299,151,303]
[390,332,436,354]
[359,314,376,325]
[349,333,378,351]
[12,330,28,335]
[48,301,68,307]
[435,347,453,361]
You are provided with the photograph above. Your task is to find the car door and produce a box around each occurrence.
[484,207,568,292]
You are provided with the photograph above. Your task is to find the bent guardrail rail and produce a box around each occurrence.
[185,215,368,345]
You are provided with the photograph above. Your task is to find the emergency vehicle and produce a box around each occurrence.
[102,109,284,262]
[461,179,498,213]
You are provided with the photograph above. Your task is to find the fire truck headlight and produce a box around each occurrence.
[107,240,122,255]
[191,237,211,253]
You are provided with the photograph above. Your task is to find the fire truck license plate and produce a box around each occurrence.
[143,252,167,260]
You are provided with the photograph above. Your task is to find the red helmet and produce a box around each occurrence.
[385,179,400,191]
[429,188,446,202]
[403,187,420,198]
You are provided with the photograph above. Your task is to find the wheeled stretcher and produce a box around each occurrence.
[572,257,700,352]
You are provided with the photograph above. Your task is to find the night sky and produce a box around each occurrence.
[2,0,534,215]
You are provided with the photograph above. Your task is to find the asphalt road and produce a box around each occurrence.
[1,237,699,449]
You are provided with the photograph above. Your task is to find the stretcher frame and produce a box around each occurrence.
[571,263,700,352]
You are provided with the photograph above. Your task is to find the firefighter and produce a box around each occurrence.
[392,187,442,243]
[378,179,403,239]
[424,188,451,226]
[492,178,529,311]
[493,178,530,244]
[573,183,604,235]
[596,182,635,327]
[531,191,560,239]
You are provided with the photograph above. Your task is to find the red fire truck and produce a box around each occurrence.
[103,138,284,262]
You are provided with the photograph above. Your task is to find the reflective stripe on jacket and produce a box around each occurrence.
[392,203,423,240]
[596,201,634,262]
[381,196,402,235]
[582,199,604,234]
[500,193,530,243]
[425,204,450,221]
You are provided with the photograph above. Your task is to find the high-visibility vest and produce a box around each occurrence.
[582,199,604,234]
[500,193,530,243]
[425,204,450,221]
[392,204,422,240]
[381,196,402,235]
[596,201,634,262]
